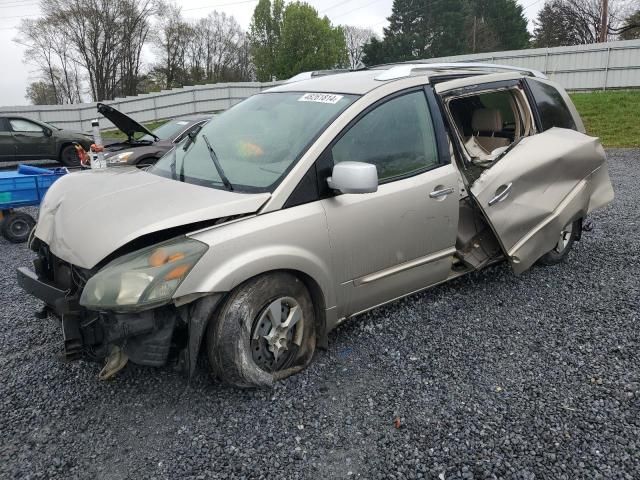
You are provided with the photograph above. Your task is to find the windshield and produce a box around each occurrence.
[149,92,356,192]
[140,120,196,142]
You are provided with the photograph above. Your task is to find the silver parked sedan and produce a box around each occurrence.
[17,64,614,387]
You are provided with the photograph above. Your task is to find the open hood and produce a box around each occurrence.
[97,103,159,141]
[34,168,271,269]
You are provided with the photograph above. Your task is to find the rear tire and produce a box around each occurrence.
[538,219,580,266]
[205,272,316,387]
[60,144,80,167]
[1,211,36,243]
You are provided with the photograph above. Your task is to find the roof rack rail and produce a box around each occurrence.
[285,69,350,83]
[373,62,547,81]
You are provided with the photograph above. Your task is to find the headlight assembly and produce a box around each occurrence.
[80,237,208,311]
[107,151,135,163]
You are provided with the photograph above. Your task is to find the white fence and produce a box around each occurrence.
[2,39,639,132]
[0,82,279,132]
[421,39,640,91]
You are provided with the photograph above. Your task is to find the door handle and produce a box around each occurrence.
[488,182,513,206]
[429,187,455,199]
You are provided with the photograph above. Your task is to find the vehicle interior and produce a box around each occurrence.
[445,86,535,184]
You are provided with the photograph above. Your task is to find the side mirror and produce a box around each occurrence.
[327,161,378,194]
[43,128,52,137]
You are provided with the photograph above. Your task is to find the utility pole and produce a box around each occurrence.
[600,0,609,42]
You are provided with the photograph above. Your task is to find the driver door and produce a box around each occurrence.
[0,118,16,162]
[9,118,54,160]
[321,89,460,318]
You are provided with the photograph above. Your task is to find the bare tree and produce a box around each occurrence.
[117,0,155,96]
[151,3,192,89]
[535,0,639,45]
[153,6,253,87]
[25,0,156,101]
[25,81,59,105]
[16,17,82,104]
[343,25,376,69]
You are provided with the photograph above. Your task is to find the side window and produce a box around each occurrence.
[447,87,534,162]
[0,118,9,132]
[331,90,439,182]
[9,118,44,133]
[527,80,577,131]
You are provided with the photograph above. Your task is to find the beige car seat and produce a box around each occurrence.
[467,108,510,155]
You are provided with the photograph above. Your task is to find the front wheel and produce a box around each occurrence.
[538,219,580,266]
[206,272,316,387]
[60,144,80,167]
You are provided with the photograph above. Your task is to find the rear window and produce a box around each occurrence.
[527,80,577,131]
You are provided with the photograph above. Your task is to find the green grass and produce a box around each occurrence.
[570,90,640,148]
[102,120,167,140]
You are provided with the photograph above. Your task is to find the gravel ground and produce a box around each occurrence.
[1,149,638,480]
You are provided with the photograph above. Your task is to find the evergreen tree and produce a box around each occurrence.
[362,0,529,65]
[532,0,593,47]
[619,10,640,40]
[466,0,529,53]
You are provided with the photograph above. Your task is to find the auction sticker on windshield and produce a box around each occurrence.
[298,93,344,104]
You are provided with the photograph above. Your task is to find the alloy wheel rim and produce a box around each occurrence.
[251,296,304,372]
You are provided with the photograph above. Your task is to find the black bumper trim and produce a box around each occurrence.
[17,267,67,308]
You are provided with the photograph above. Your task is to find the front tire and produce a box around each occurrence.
[59,144,80,167]
[206,272,316,387]
[538,219,580,266]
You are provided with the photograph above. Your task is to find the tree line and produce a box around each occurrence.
[16,0,640,105]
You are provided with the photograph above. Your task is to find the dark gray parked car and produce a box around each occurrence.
[98,103,211,167]
[0,116,92,166]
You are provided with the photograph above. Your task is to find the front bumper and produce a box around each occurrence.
[17,267,77,316]
[16,266,182,367]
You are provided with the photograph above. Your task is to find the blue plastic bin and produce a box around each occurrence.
[0,167,67,209]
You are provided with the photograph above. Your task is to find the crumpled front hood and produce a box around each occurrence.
[35,168,270,269]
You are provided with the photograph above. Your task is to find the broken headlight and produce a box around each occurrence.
[80,237,208,311]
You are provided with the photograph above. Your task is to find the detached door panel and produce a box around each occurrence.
[470,128,611,273]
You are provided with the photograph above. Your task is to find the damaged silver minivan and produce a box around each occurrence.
[17,63,614,387]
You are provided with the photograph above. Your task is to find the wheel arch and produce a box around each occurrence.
[177,249,335,350]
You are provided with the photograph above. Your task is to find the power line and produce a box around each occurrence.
[332,0,386,20]
[319,0,358,14]
[521,0,545,11]
[182,0,258,13]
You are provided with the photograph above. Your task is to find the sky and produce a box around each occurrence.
[0,0,544,107]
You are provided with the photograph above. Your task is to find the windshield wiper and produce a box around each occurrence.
[202,134,233,191]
